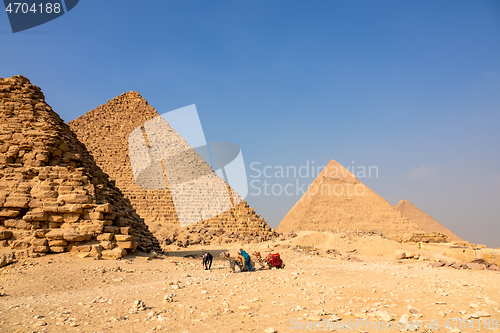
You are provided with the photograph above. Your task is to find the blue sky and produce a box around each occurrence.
[1,0,499,247]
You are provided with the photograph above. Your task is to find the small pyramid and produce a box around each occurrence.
[0,76,161,259]
[394,200,462,241]
[276,160,422,237]
[68,92,274,244]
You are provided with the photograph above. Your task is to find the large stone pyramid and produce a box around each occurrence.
[0,76,161,260]
[276,160,422,237]
[394,199,462,241]
[68,92,275,245]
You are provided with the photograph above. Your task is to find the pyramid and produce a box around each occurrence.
[0,75,161,259]
[276,160,422,237]
[68,92,275,245]
[394,200,462,241]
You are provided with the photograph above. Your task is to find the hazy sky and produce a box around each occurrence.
[1,1,499,247]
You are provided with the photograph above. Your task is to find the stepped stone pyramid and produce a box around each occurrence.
[395,199,462,241]
[276,160,422,237]
[0,76,161,260]
[68,92,275,245]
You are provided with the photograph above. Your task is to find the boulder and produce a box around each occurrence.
[102,247,127,259]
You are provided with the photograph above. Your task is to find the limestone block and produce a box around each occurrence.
[100,241,115,250]
[88,212,103,220]
[48,215,64,223]
[79,224,103,234]
[32,245,49,253]
[45,230,64,240]
[30,238,48,246]
[62,151,81,161]
[62,231,87,242]
[101,247,127,259]
[57,193,92,204]
[62,213,80,223]
[3,219,31,229]
[0,208,20,218]
[95,203,114,213]
[33,229,49,238]
[116,241,137,250]
[77,245,92,252]
[3,195,29,208]
[48,239,67,246]
[96,233,114,241]
[57,204,83,213]
[0,230,13,240]
[50,246,65,253]
[22,210,47,222]
[42,202,59,212]
[102,226,117,233]
[115,234,132,242]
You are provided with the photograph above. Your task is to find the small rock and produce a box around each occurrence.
[473,311,490,318]
[130,299,146,313]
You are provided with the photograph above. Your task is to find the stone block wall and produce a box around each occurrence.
[0,76,161,260]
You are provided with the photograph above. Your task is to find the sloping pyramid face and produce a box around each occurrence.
[0,76,160,257]
[68,92,274,240]
[394,200,462,241]
[276,160,422,237]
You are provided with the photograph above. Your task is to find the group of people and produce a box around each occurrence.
[202,248,254,271]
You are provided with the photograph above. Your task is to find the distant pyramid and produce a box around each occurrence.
[394,200,462,241]
[0,76,161,258]
[68,92,274,242]
[276,160,421,237]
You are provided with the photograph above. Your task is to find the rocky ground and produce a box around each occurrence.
[0,231,499,333]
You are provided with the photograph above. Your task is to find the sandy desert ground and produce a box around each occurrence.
[0,231,499,333]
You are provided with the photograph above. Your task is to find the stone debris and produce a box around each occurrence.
[0,75,161,260]
[130,299,146,313]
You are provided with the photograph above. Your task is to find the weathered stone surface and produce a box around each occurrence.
[0,230,13,240]
[57,204,83,213]
[32,245,49,253]
[116,241,138,250]
[102,247,127,259]
[115,234,132,242]
[466,263,486,270]
[62,213,80,223]
[95,203,113,213]
[96,233,114,241]
[48,239,67,246]
[50,246,66,253]
[30,238,48,246]
[0,76,161,257]
[100,241,115,250]
[0,208,21,218]
[0,251,14,267]
[62,232,87,242]
[45,230,64,240]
